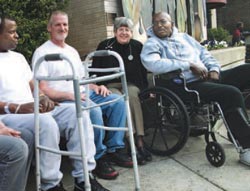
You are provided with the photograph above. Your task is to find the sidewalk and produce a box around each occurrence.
[27,125,250,191]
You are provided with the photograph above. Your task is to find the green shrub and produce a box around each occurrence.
[0,0,69,62]
[207,27,230,42]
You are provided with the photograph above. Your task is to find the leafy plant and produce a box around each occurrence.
[202,27,231,50]
[0,0,69,62]
[207,27,230,42]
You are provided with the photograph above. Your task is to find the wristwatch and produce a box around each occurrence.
[4,103,11,114]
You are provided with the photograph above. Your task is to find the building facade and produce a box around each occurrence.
[66,0,208,57]
[216,0,250,33]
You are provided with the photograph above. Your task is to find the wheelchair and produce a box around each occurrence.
[139,69,242,167]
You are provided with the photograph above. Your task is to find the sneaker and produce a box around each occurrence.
[93,157,119,180]
[46,182,67,191]
[108,149,133,168]
[239,149,250,166]
[137,147,152,162]
[74,174,110,191]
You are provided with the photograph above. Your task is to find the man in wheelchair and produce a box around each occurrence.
[140,11,250,166]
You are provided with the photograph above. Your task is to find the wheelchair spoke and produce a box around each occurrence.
[151,99,166,148]
[149,120,161,148]
[140,87,190,156]
[158,123,169,150]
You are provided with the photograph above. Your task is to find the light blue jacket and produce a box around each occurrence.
[140,26,221,82]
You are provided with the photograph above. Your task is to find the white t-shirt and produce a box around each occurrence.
[32,40,85,93]
[0,51,33,103]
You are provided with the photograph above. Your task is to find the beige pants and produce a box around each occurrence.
[107,83,144,136]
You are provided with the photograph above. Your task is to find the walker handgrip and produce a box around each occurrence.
[93,50,111,57]
[44,54,63,61]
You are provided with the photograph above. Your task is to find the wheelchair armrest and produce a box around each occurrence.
[153,69,184,87]
[153,69,201,104]
[154,69,183,82]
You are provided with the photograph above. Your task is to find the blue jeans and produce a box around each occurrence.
[0,129,33,191]
[84,90,126,160]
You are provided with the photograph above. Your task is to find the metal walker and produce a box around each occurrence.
[33,50,140,191]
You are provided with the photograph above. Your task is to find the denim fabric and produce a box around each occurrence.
[141,26,221,82]
[84,90,126,159]
[0,127,35,191]
[0,135,29,191]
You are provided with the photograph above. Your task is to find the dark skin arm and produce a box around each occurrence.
[0,80,57,114]
[208,71,219,80]
[190,63,219,81]
[190,63,208,79]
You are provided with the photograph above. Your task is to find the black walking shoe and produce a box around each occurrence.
[93,157,119,180]
[46,182,67,191]
[136,150,147,165]
[137,147,152,162]
[107,149,133,168]
[74,174,110,191]
[127,144,150,165]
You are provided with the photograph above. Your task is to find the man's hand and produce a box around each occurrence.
[208,71,220,81]
[0,121,21,137]
[39,95,58,113]
[90,84,111,97]
[15,96,57,114]
[190,63,208,80]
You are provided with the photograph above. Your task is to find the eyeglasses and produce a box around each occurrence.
[153,20,171,26]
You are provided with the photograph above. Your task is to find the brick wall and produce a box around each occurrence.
[216,0,250,33]
[66,0,106,57]
[66,0,122,58]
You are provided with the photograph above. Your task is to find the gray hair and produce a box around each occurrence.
[48,10,68,26]
[113,17,133,32]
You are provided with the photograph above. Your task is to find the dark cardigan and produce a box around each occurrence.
[91,37,148,90]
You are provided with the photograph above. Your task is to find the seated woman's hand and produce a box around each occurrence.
[97,85,112,97]
[90,84,111,97]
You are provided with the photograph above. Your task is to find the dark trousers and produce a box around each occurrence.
[158,64,250,145]
[193,63,250,112]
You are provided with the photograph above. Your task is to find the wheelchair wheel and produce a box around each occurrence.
[140,87,190,156]
[205,141,225,167]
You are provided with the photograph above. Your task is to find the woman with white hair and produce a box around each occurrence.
[92,17,152,168]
